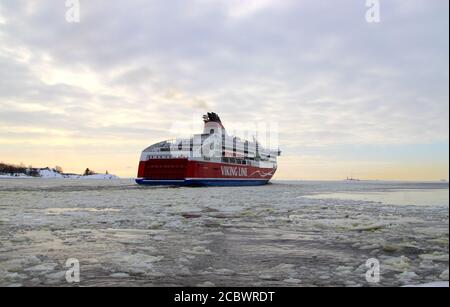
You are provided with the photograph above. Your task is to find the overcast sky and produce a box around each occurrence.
[0,0,448,179]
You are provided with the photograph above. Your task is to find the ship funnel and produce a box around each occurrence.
[203,112,222,124]
[202,112,225,134]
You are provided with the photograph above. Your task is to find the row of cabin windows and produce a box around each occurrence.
[148,151,256,159]
[170,144,256,154]
[170,139,255,151]
[222,157,247,165]
[147,165,184,169]
[147,155,186,159]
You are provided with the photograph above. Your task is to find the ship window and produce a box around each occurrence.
[178,143,182,150]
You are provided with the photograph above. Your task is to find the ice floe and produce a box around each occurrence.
[0,179,448,286]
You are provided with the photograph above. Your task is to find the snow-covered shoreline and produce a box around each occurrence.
[0,175,119,180]
[0,168,119,180]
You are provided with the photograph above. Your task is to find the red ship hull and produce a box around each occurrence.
[136,158,275,186]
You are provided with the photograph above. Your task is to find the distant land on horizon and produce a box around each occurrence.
[0,162,118,179]
[1,161,448,183]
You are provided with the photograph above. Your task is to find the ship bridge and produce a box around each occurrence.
[140,112,280,168]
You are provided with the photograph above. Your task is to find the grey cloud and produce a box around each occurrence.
[0,0,448,153]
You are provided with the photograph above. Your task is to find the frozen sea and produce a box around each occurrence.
[0,179,448,287]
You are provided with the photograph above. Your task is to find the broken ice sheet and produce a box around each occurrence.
[0,179,448,286]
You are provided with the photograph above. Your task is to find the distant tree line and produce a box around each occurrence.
[84,168,97,176]
[83,168,111,176]
[0,162,26,175]
[0,162,39,176]
[1,162,110,177]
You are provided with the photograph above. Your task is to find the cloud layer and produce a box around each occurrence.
[0,0,448,178]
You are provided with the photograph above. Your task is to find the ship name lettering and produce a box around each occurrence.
[221,166,247,177]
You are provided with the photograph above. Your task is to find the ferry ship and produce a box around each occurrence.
[136,113,280,186]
